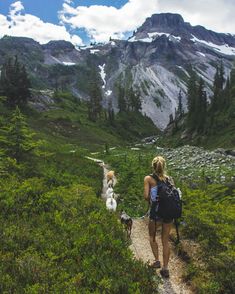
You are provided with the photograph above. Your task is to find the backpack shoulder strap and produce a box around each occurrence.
[166,176,175,187]
[149,173,160,182]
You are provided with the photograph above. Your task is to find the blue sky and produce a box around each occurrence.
[0,0,135,45]
[0,0,234,46]
[0,0,127,24]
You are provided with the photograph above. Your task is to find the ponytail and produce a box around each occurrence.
[152,156,167,181]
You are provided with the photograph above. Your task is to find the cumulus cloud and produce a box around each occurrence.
[59,0,159,42]
[157,0,235,34]
[9,1,24,16]
[60,0,235,43]
[0,1,83,46]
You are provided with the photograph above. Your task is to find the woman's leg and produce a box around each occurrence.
[148,219,160,261]
[161,222,172,269]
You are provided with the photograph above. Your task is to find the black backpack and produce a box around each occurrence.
[150,174,182,219]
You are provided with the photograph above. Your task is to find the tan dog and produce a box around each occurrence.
[106,170,115,188]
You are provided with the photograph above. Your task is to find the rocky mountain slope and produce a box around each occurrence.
[0,13,235,130]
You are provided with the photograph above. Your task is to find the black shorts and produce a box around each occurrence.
[150,203,172,224]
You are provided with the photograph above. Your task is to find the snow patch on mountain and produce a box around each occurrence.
[90,49,100,54]
[128,36,152,43]
[99,64,106,88]
[63,62,76,66]
[105,90,112,96]
[148,32,170,39]
[169,35,181,42]
[191,35,235,55]
[196,51,206,57]
[129,32,181,43]
[44,55,77,66]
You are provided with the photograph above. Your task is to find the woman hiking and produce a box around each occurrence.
[144,156,173,278]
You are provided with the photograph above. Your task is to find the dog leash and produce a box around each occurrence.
[132,204,150,220]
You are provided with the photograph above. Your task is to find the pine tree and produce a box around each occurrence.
[0,107,38,163]
[212,61,225,110]
[176,90,183,119]
[108,99,115,125]
[197,78,207,132]
[186,68,198,130]
[169,114,174,124]
[227,67,235,119]
[218,60,225,90]
[117,84,126,112]
[224,77,231,107]
[133,90,142,112]
[88,69,103,122]
[0,56,31,107]
[212,66,220,110]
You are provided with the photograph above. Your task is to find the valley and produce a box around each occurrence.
[0,11,234,294]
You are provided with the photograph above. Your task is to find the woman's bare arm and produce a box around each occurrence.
[144,176,150,202]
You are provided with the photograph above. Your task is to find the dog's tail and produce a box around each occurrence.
[107,179,113,188]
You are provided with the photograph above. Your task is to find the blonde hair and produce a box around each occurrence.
[152,156,167,181]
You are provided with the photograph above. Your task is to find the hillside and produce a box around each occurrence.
[164,65,235,149]
[0,13,235,130]
[27,91,159,151]
[0,10,234,293]
[0,98,161,292]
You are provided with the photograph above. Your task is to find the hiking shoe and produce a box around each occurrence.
[160,269,170,278]
[150,260,161,268]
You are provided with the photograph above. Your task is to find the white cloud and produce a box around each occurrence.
[59,0,159,42]
[0,1,83,46]
[157,0,235,34]
[59,0,235,43]
[10,1,24,16]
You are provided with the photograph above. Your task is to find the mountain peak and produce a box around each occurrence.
[137,13,186,34]
[42,40,75,51]
[131,13,235,47]
[147,13,184,27]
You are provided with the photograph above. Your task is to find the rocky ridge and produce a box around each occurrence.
[0,13,235,130]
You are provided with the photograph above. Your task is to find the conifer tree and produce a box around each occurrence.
[133,90,142,112]
[0,56,31,107]
[128,87,142,112]
[212,66,220,110]
[0,107,38,163]
[117,84,126,112]
[224,77,231,107]
[176,90,183,119]
[88,69,103,122]
[108,99,115,125]
[212,61,225,110]
[228,66,235,118]
[197,78,207,132]
[186,68,198,130]
[218,60,225,90]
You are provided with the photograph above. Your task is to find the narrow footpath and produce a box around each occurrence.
[88,156,193,294]
[130,218,192,294]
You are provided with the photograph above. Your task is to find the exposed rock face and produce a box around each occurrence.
[135,13,235,46]
[0,13,235,130]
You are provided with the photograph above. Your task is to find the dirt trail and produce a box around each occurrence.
[87,156,192,294]
[130,218,193,294]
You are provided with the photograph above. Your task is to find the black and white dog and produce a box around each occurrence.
[120,211,133,238]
